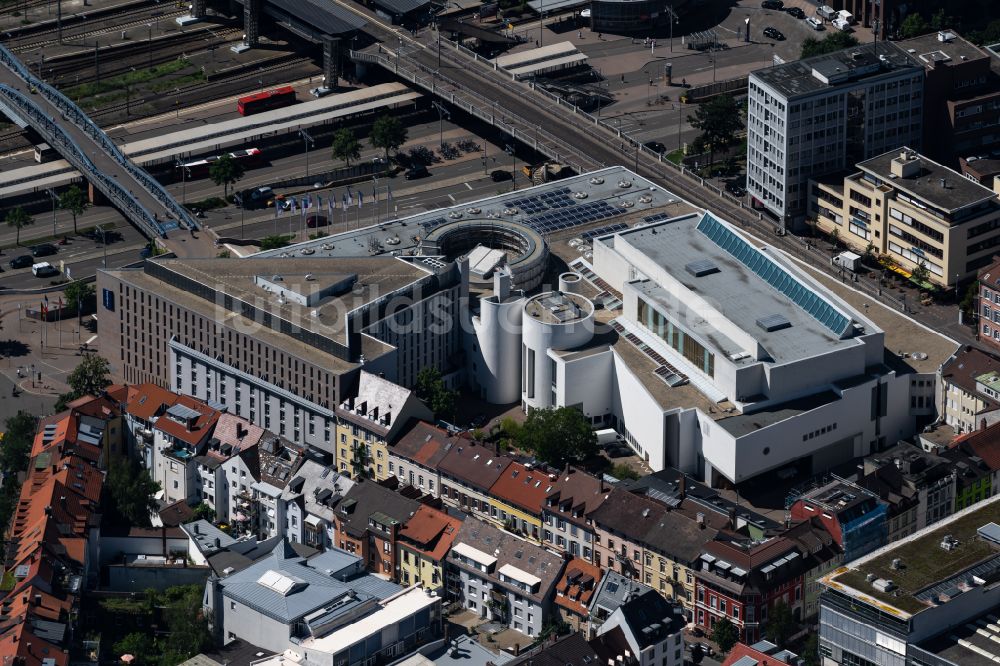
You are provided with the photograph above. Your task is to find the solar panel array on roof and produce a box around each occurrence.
[581,223,628,240]
[530,200,626,235]
[697,214,852,338]
[642,212,671,223]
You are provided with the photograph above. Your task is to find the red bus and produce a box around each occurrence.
[180,148,263,179]
[237,87,297,116]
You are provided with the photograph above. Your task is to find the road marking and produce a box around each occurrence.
[465,182,473,190]
[447,194,456,202]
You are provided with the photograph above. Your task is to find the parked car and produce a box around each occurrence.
[761,0,783,8]
[643,141,667,154]
[306,215,329,228]
[763,26,786,40]
[405,164,429,180]
[725,181,747,197]
[490,169,512,182]
[806,16,825,30]
[309,87,333,98]
[9,255,32,269]
[30,243,57,257]
[785,6,805,18]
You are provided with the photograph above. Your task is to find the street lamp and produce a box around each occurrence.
[147,23,153,71]
[745,16,750,43]
[505,144,516,190]
[299,128,314,178]
[45,188,58,238]
[431,101,450,148]
[97,226,108,268]
[176,161,189,204]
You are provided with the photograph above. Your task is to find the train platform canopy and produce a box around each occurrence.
[371,0,431,17]
[440,18,518,44]
[268,0,367,35]
[526,0,587,13]
[491,41,587,79]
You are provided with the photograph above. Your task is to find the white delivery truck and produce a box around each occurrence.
[816,5,836,19]
[32,262,59,278]
[832,251,862,272]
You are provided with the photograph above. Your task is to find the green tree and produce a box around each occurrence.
[711,617,739,654]
[5,206,33,246]
[687,94,744,169]
[370,114,408,165]
[159,585,213,664]
[863,241,877,264]
[107,458,161,527]
[900,13,931,38]
[64,281,95,320]
[829,227,840,248]
[208,153,245,200]
[800,31,860,58]
[930,8,952,31]
[331,128,361,168]
[259,234,292,251]
[610,463,640,480]
[911,260,931,286]
[765,600,795,646]
[67,353,112,396]
[191,503,216,522]
[58,184,89,235]
[113,632,155,666]
[415,367,458,420]
[802,633,820,666]
[0,412,38,473]
[516,407,597,465]
[960,282,978,315]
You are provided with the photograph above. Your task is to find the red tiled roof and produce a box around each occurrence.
[125,383,180,421]
[951,421,1000,470]
[391,421,458,468]
[554,558,602,617]
[154,395,219,446]
[0,622,69,666]
[398,505,461,561]
[721,643,795,666]
[488,462,556,514]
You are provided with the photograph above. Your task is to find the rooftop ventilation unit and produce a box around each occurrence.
[685,259,720,277]
[756,314,792,332]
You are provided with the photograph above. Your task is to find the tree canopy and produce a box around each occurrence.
[711,617,739,654]
[107,458,161,527]
[56,354,112,411]
[108,586,212,666]
[516,407,597,465]
[370,115,408,164]
[331,128,362,167]
[64,281,96,313]
[208,153,245,199]
[415,367,457,420]
[765,600,796,646]
[58,185,89,235]
[900,13,931,38]
[800,31,860,58]
[259,234,293,251]
[687,95,744,168]
[5,206,33,246]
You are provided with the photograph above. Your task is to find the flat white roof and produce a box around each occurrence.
[497,563,541,588]
[302,586,437,655]
[451,542,498,567]
[467,245,507,277]
[492,41,579,68]
[508,53,588,77]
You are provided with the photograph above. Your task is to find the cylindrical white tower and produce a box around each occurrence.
[558,272,583,295]
[522,291,595,411]
[472,270,525,404]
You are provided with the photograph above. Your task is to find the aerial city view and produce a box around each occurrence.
[1,0,1000,664]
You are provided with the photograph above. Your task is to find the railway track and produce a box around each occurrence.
[39,27,242,84]
[4,5,187,51]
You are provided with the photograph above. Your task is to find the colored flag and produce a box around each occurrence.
[358,192,363,209]
[347,187,353,207]
[387,183,393,203]
[316,194,323,210]
[274,202,279,219]
[342,193,347,210]
[40,300,47,317]
[328,194,334,214]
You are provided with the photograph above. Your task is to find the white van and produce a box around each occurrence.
[806,16,824,30]
[833,17,852,31]
[32,262,59,278]
[816,5,836,19]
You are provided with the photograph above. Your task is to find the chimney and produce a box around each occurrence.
[564,462,571,477]
[215,537,221,548]
[678,475,686,499]
[940,177,948,189]
[513,644,520,656]
[728,506,737,528]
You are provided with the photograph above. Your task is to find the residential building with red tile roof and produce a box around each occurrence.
[437,440,512,524]
[488,461,557,543]
[542,465,608,562]
[554,558,602,633]
[396,504,461,591]
[387,420,458,494]
[151,397,220,505]
[720,641,798,666]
